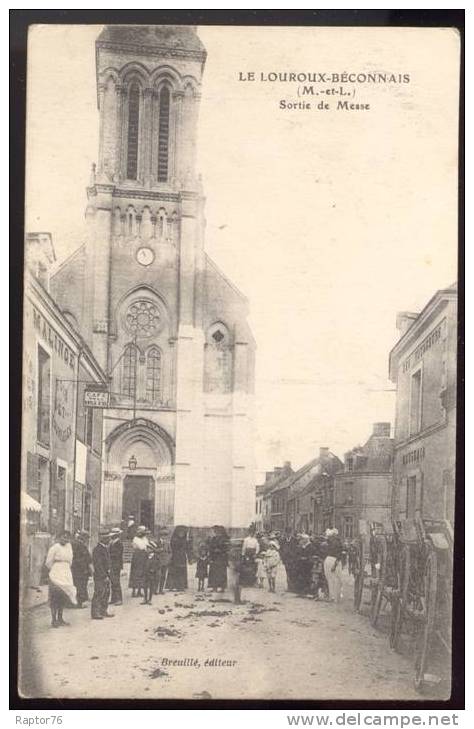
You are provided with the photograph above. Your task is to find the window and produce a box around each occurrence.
[343,516,354,539]
[56,465,66,532]
[122,344,138,398]
[346,456,354,472]
[406,476,417,519]
[146,347,162,401]
[38,456,50,531]
[127,84,140,180]
[26,452,40,502]
[157,86,170,182]
[83,485,92,535]
[37,346,51,446]
[85,407,94,447]
[410,368,422,435]
[204,323,232,394]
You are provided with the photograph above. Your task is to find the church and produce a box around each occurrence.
[51,25,256,533]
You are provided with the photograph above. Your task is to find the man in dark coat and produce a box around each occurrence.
[71,530,92,607]
[294,533,314,595]
[91,532,114,620]
[108,527,124,605]
[126,515,137,540]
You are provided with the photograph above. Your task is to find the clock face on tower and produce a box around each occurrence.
[136,247,155,266]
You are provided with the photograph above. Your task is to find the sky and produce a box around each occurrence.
[25,25,459,480]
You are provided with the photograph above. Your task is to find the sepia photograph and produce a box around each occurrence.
[16,16,461,703]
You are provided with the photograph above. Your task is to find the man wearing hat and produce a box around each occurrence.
[71,530,93,608]
[126,515,137,540]
[91,531,115,619]
[109,527,124,605]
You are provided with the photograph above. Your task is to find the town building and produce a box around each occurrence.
[389,285,457,524]
[287,448,343,534]
[50,26,256,533]
[331,423,393,539]
[255,462,294,532]
[21,234,107,586]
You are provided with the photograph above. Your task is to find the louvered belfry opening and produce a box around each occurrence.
[126,83,140,180]
[157,86,170,182]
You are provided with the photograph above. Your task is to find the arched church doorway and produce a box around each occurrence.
[102,418,175,530]
[123,475,155,530]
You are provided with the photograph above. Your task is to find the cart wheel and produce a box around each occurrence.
[353,541,364,612]
[370,536,387,627]
[390,594,402,649]
[414,547,438,693]
[390,544,410,651]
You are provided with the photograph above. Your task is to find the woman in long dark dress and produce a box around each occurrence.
[129,526,148,597]
[207,525,229,592]
[240,525,259,587]
[165,525,192,591]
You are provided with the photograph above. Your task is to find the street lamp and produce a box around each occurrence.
[128,454,137,471]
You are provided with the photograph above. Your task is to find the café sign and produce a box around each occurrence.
[84,388,110,408]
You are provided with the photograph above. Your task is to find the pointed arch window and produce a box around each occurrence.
[126,83,140,180]
[157,86,170,182]
[146,346,162,401]
[122,344,138,398]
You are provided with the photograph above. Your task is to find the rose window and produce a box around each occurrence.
[124,300,161,338]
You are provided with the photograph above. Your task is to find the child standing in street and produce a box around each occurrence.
[195,542,209,591]
[141,541,158,605]
[263,536,281,593]
[255,550,266,588]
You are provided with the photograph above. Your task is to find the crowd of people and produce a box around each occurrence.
[42,521,349,628]
[240,526,348,602]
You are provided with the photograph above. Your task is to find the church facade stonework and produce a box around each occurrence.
[51,25,256,531]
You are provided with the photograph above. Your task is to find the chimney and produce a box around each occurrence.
[319,447,329,459]
[373,422,391,437]
[283,461,292,469]
[396,311,419,336]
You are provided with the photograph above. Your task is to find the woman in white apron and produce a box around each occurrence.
[45,531,77,627]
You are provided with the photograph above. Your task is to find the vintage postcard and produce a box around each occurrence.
[18,22,460,701]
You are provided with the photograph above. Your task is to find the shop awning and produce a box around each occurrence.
[21,492,42,513]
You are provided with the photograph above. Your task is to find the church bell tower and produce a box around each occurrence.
[85,24,207,371]
[52,25,256,531]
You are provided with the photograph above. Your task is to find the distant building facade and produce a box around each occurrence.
[332,423,393,539]
[286,449,343,534]
[22,234,107,586]
[255,462,294,532]
[389,285,457,524]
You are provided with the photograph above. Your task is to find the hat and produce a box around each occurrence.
[110,527,122,535]
[99,530,111,539]
[78,529,89,537]
[137,525,147,534]
[159,527,169,535]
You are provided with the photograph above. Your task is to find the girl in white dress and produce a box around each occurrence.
[45,531,77,627]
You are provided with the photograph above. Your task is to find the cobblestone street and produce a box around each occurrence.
[19,568,428,701]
